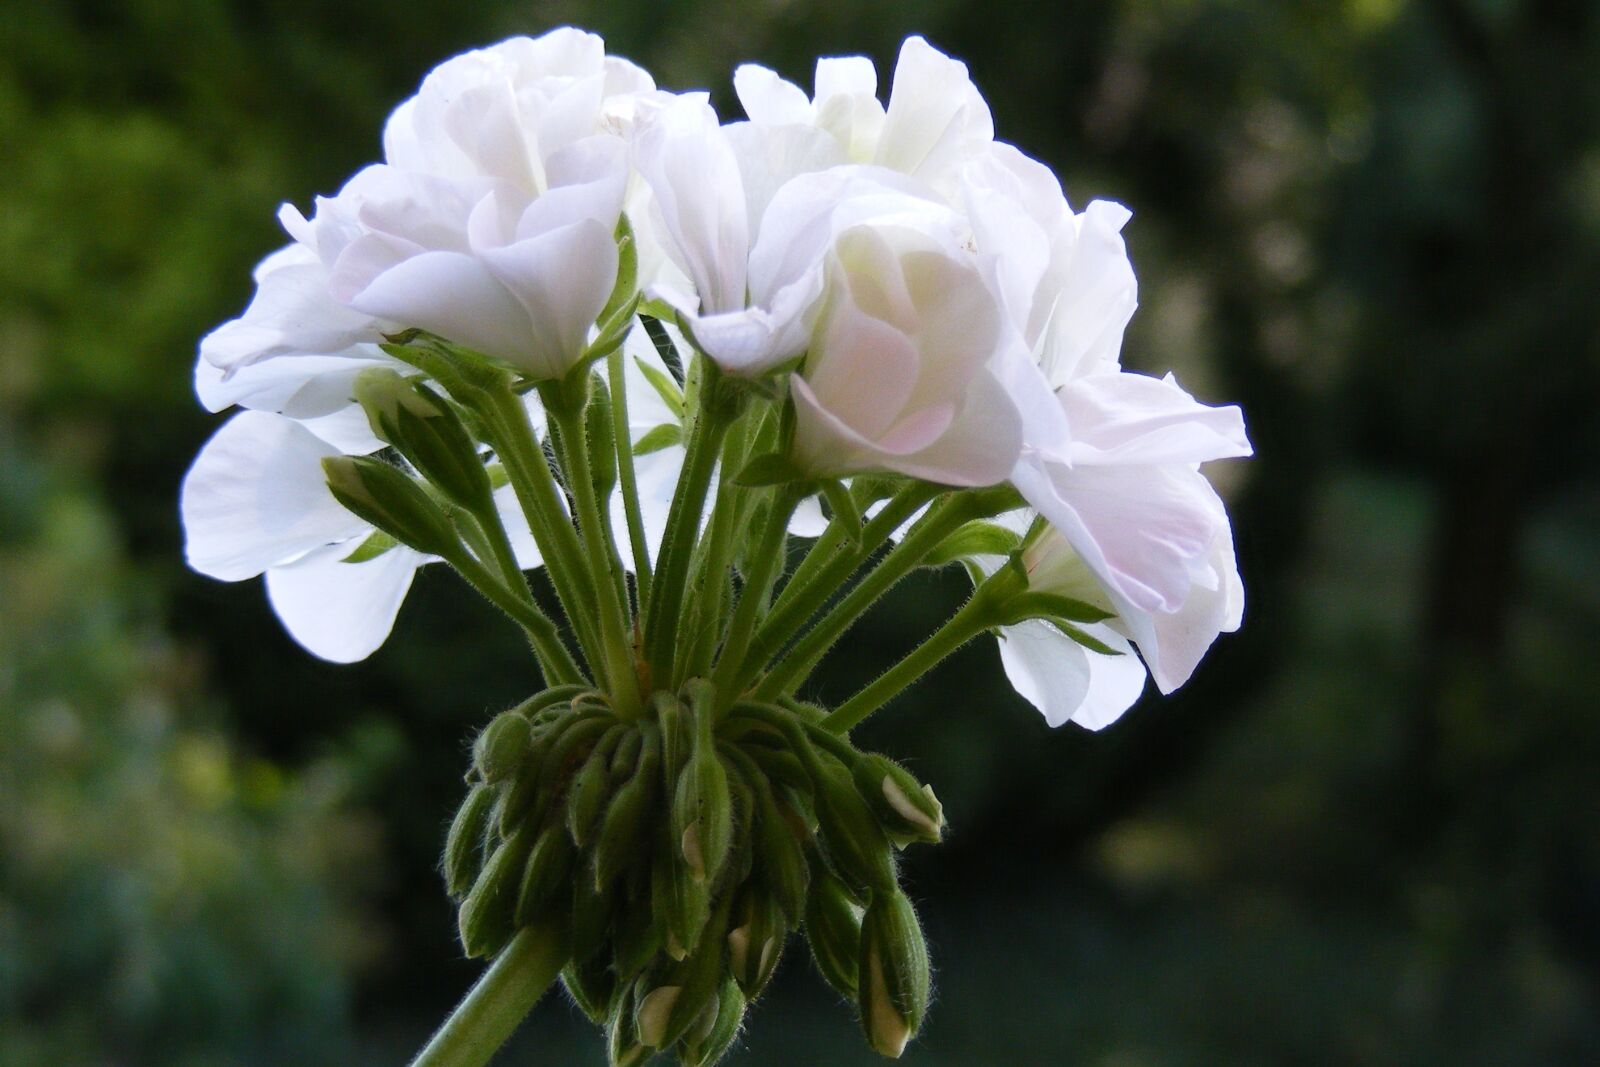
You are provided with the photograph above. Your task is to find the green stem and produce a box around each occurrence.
[709,483,805,705]
[819,581,1005,734]
[756,482,940,664]
[751,490,974,700]
[608,348,653,612]
[480,383,607,679]
[408,924,567,1067]
[546,385,642,718]
[643,357,733,682]
[448,550,585,686]
[682,409,762,680]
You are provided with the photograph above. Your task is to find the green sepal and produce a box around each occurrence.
[561,952,616,1026]
[676,978,746,1067]
[514,820,576,928]
[634,356,686,420]
[923,520,1022,568]
[606,983,651,1067]
[340,529,398,564]
[820,479,863,544]
[1042,618,1123,656]
[652,819,711,961]
[473,711,532,783]
[811,759,898,895]
[567,724,625,848]
[996,590,1117,626]
[597,213,639,329]
[727,883,788,998]
[632,423,683,457]
[593,726,660,891]
[851,754,944,846]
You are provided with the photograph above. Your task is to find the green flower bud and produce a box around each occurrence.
[443,783,495,900]
[751,783,811,924]
[568,724,624,847]
[513,686,585,719]
[514,820,575,928]
[606,984,651,1067]
[745,744,811,793]
[652,821,710,960]
[568,853,616,965]
[676,978,745,1067]
[609,727,644,783]
[594,728,660,890]
[727,885,787,998]
[458,828,533,958]
[813,762,897,895]
[611,872,662,981]
[352,369,491,511]
[527,713,612,831]
[473,711,531,783]
[852,754,944,846]
[672,749,733,886]
[857,889,931,1059]
[804,867,865,1000]
[562,954,615,1026]
[322,455,459,557]
[636,901,728,1050]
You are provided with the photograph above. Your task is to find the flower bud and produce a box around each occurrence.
[857,889,931,1059]
[513,685,586,719]
[673,748,734,886]
[804,867,865,1000]
[812,762,897,894]
[652,821,711,959]
[676,978,746,1067]
[457,828,533,958]
[637,903,728,1049]
[852,754,944,846]
[568,854,616,965]
[322,455,458,557]
[514,820,575,928]
[443,783,495,899]
[473,711,531,783]
[727,885,787,997]
[594,729,660,890]
[352,368,492,511]
[752,783,811,923]
[611,874,662,982]
[606,985,651,1067]
[609,727,644,783]
[567,725,624,847]
[528,713,612,830]
[562,955,615,1026]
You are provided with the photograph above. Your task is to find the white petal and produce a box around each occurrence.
[875,37,993,184]
[995,619,1146,729]
[1060,371,1252,466]
[265,542,424,663]
[476,217,619,378]
[733,65,813,125]
[182,412,368,581]
[345,249,533,366]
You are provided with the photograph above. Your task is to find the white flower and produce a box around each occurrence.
[181,410,538,662]
[789,221,1021,485]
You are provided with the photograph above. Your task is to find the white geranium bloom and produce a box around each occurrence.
[202,27,654,390]
[789,221,1021,485]
[182,411,538,663]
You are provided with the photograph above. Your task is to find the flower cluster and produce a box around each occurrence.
[180,27,1251,1066]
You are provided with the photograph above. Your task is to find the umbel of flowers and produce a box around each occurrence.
[181,28,1251,1067]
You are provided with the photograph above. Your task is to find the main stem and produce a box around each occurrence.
[408,924,567,1067]
[607,348,653,612]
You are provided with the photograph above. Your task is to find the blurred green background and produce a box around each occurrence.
[3,0,1598,1063]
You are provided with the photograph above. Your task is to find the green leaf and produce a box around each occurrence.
[923,521,1021,568]
[340,529,398,563]
[597,214,638,327]
[998,591,1117,626]
[634,356,685,420]
[633,423,683,456]
[640,314,685,383]
[734,452,804,488]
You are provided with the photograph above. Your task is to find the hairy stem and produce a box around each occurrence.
[408,924,567,1067]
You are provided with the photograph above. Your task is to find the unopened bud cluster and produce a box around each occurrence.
[445,680,945,1064]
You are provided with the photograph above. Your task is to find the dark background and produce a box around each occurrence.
[3,1,1599,1064]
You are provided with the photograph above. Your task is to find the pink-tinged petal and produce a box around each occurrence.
[1040,200,1138,384]
[1060,371,1252,466]
[182,413,369,582]
[994,619,1146,729]
[344,250,532,366]
[265,542,424,663]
